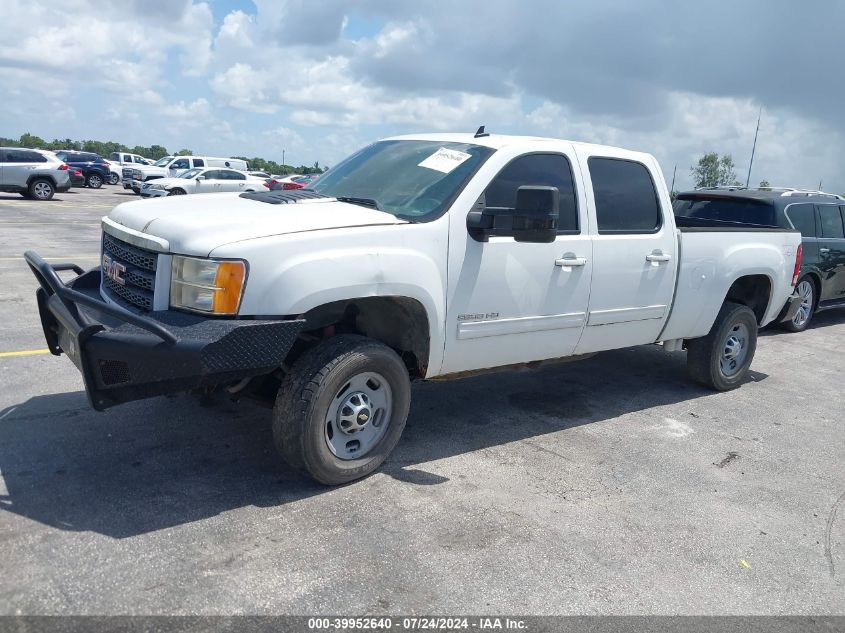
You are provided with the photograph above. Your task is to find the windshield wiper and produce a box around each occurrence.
[335,196,381,210]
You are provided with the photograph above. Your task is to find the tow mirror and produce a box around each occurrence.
[466,186,560,243]
[512,186,559,243]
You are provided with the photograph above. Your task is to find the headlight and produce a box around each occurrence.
[170,256,246,315]
[132,169,143,179]
[149,184,166,190]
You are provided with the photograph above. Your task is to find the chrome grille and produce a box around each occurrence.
[101,234,158,311]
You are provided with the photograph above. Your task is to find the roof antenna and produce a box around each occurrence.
[474,125,489,138]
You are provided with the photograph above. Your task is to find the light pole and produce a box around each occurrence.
[282,149,286,173]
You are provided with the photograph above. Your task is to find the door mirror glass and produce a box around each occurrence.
[512,186,560,243]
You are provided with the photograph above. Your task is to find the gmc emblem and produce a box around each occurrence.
[102,254,126,285]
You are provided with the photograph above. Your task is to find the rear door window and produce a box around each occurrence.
[589,157,661,233]
[785,203,816,237]
[818,205,844,238]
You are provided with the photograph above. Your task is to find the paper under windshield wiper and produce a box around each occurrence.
[335,196,381,210]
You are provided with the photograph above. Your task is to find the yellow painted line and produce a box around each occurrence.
[0,349,50,358]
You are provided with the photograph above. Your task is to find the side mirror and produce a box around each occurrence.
[466,186,560,243]
[196,175,205,181]
[512,186,559,243]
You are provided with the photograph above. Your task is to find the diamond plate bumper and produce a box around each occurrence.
[25,251,305,411]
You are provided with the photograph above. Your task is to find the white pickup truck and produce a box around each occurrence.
[26,133,802,484]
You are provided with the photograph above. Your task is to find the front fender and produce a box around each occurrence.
[211,223,449,375]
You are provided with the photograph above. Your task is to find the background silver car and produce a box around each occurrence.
[0,147,72,200]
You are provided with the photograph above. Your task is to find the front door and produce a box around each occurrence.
[815,204,845,302]
[573,151,677,354]
[442,147,593,374]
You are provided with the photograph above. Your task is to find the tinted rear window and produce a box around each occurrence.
[785,204,816,237]
[589,158,661,233]
[818,205,844,238]
[673,197,777,226]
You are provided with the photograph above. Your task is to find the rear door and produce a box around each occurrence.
[815,204,845,302]
[573,151,677,354]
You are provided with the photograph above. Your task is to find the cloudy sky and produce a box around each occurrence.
[1,0,843,192]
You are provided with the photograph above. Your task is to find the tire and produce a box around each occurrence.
[779,276,815,332]
[28,178,55,201]
[19,192,30,198]
[167,188,186,196]
[273,334,411,485]
[107,173,120,185]
[131,187,141,195]
[686,301,758,391]
[86,173,103,189]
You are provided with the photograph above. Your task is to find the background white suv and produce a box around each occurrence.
[0,147,72,200]
[140,167,268,197]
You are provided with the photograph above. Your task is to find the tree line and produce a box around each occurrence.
[0,132,324,175]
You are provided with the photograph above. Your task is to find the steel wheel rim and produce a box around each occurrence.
[792,280,813,328]
[720,322,750,377]
[33,182,51,199]
[325,371,392,460]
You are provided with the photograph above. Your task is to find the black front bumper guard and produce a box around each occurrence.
[25,251,305,411]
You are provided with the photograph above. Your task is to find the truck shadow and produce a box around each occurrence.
[0,345,766,539]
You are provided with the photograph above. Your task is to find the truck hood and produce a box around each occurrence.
[105,193,408,255]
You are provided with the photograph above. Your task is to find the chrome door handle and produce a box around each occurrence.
[555,257,587,267]
[820,248,830,254]
[646,253,671,262]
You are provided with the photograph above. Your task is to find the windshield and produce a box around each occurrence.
[309,140,494,219]
[178,168,203,179]
[154,156,173,167]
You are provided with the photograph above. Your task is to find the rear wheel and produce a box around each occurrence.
[28,178,55,201]
[686,301,758,391]
[86,173,103,188]
[273,335,411,485]
[780,276,815,332]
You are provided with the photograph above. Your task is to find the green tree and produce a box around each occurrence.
[19,132,46,148]
[176,148,193,156]
[758,180,771,189]
[690,152,740,189]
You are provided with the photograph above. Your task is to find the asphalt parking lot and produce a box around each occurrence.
[0,187,843,615]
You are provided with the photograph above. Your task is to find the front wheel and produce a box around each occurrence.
[167,188,186,196]
[107,173,120,185]
[273,335,411,485]
[686,301,758,391]
[780,277,815,332]
[28,178,55,201]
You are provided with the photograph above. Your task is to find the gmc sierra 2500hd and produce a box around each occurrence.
[26,133,802,484]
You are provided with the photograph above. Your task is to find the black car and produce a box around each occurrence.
[674,187,845,331]
[68,167,86,187]
[53,151,111,189]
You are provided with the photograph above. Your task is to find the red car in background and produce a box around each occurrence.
[269,174,320,191]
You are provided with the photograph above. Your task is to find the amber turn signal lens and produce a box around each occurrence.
[212,261,246,314]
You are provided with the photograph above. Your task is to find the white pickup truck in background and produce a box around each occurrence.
[26,133,802,484]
